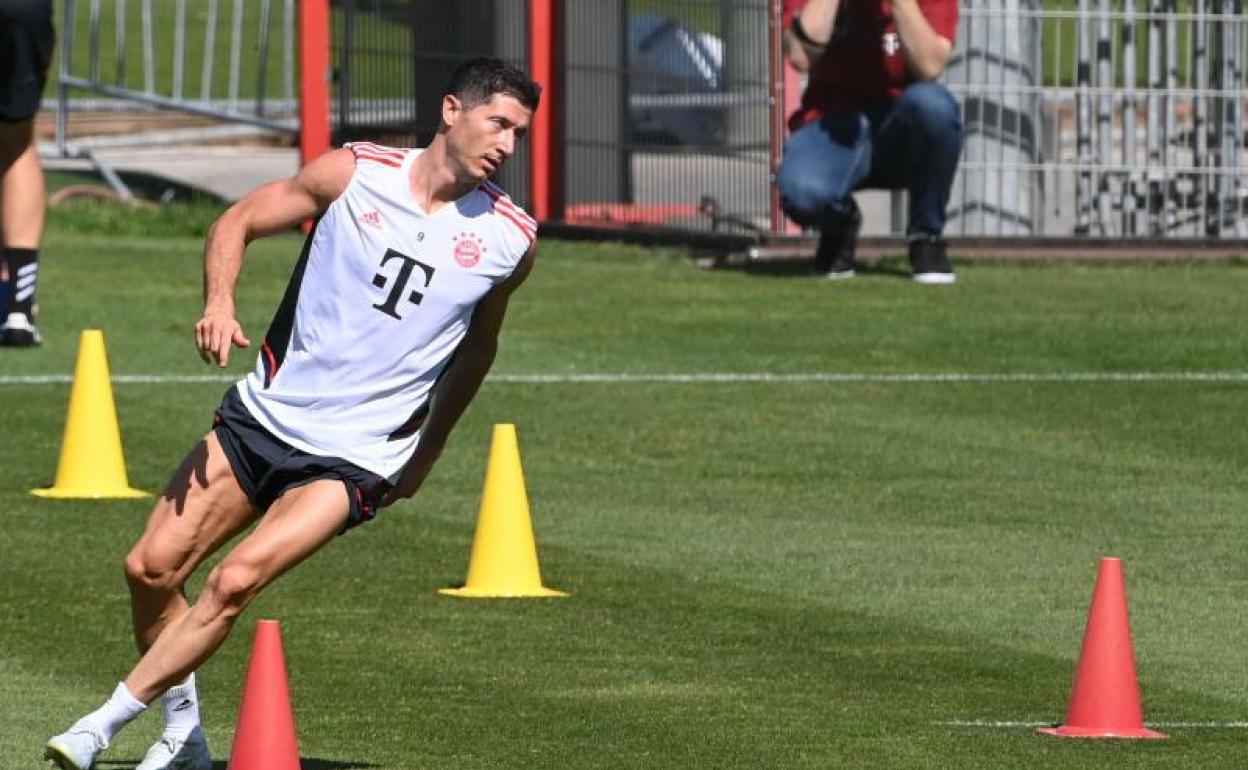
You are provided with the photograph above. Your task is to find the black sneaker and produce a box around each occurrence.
[813,202,862,280]
[0,312,42,347]
[908,237,956,285]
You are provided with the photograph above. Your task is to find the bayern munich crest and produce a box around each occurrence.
[452,232,485,267]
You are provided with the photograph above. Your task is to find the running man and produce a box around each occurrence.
[45,57,540,770]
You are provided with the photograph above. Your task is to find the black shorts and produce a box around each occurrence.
[0,0,54,123]
[212,387,391,532]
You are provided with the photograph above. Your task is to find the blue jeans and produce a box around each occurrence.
[777,81,963,237]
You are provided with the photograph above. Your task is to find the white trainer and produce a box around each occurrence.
[44,723,107,770]
[135,726,212,770]
[0,311,42,346]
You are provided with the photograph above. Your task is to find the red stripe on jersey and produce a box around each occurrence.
[348,141,406,160]
[262,340,278,386]
[495,207,536,243]
[353,141,406,157]
[353,153,402,168]
[496,204,537,240]
[483,181,537,230]
[497,200,537,232]
[479,184,537,241]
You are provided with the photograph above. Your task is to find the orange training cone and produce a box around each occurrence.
[32,329,148,498]
[1038,558,1167,739]
[440,424,567,598]
[227,620,301,770]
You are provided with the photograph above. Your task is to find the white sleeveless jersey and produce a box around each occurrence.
[236,142,536,479]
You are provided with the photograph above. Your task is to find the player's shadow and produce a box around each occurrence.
[213,761,379,769]
[102,759,379,769]
[159,439,210,514]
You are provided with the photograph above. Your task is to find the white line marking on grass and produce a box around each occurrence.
[491,372,1248,384]
[2,371,1248,386]
[940,720,1050,728]
[940,719,1248,729]
[1153,722,1248,728]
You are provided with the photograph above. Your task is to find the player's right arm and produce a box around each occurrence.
[196,148,356,367]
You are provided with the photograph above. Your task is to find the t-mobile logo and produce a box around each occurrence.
[372,249,436,320]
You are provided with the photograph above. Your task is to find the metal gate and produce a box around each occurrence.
[52,0,300,199]
[332,0,533,208]
[549,0,1248,240]
[51,1,1248,239]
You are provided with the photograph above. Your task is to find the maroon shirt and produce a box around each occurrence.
[784,0,958,129]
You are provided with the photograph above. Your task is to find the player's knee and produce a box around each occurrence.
[778,174,832,227]
[124,547,180,594]
[901,83,961,134]
[202,561,263,618]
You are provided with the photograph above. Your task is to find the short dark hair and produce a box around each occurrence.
[443,57,542,112]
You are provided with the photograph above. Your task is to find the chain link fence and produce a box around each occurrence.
[48,0,1248,238]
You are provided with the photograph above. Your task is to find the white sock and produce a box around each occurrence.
[80,682,148,745]
[162,673,201,739]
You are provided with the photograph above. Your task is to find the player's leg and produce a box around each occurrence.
[776,113,873,278]
[45,432,258,770]
[0,0,53,346]
[123,477,352,702]
[126,430,259,770]
[0,119,45,247]
[0,122,47,348]
[870,81,963,283]
[126,430,258,652]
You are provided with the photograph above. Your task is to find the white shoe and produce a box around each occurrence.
[44,723,107,770]
[0,311,42,346]
[135,726,212,770]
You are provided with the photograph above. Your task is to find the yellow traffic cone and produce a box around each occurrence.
[440,424,566,598]
[32,330,148,499]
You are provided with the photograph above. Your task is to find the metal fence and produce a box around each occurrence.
[330,0,532,208]
[52,0,300,197]
[48,0,1248,239]
[554,0,1248,240]
[560,0,773,234]
[947,0,1248,238]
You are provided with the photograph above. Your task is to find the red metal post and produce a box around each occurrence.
[299,0,332,168]
[768,0,785,234]
[528,0,561,222]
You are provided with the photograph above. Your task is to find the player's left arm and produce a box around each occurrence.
[380,248,537,506]
[892,0,954,81]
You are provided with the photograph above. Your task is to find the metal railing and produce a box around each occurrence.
[947,0,1248,238]
[555,0,1248,240]
[47,0,1248,239]
[331,0,532,208]
[53,0,300,199]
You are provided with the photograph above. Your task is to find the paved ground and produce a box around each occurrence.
[41,143,300,203]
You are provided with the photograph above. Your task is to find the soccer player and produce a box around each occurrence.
[0,0,54,346]
[44,57,541,770]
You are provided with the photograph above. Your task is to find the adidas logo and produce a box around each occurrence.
[171,698,194,712]
[359,211,382,229]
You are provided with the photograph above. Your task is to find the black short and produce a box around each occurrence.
[212,387,391,532]
[0,0,54,123]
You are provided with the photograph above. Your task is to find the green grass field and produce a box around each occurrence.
[3,211,1248,769]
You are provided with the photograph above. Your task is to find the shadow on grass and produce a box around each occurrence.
[738,257,912,280]
[99,758,379,769]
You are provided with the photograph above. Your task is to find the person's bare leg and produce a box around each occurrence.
[0,119,45,249]
[125,431,258,654]
[0,119,46,346]
[124,478,352,702]
[46,432,262,769]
